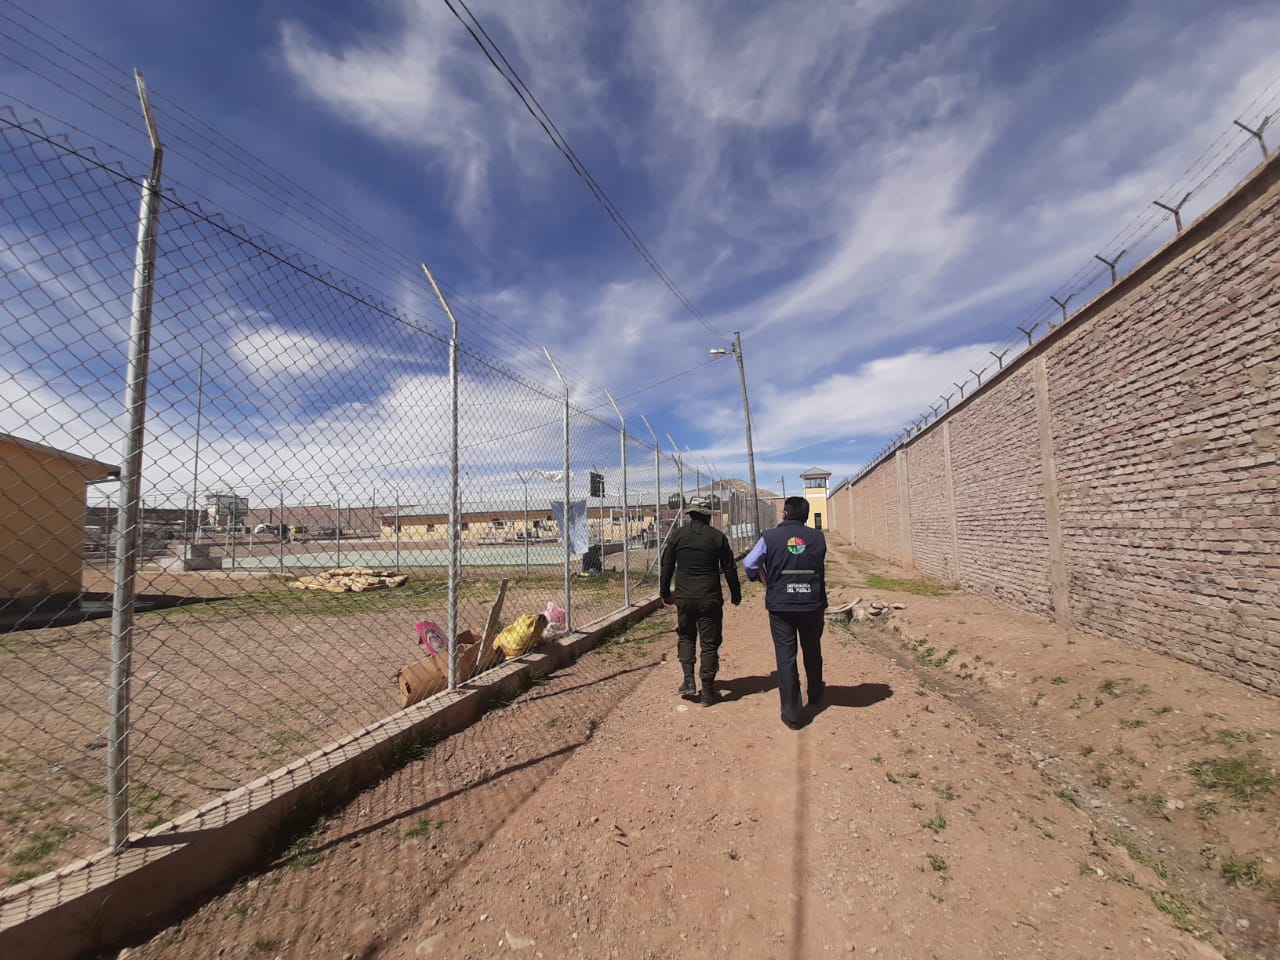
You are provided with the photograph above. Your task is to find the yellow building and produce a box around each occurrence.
[1,433,119,610]
[381,508,560,544]
[381,502,660,545]
[800,467,831,531]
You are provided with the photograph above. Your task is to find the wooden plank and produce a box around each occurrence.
[476,578,510,675]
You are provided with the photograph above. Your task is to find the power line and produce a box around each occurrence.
[440,0,728,343]
[0,2,715,406]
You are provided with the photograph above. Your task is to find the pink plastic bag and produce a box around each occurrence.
[414,620,447,656]
[543,601,566,632]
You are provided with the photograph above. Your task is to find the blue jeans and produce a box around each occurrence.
[768,610,824,724]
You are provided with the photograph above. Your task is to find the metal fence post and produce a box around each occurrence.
[108,70,163,851]
[544,348,572,633]
[591,462,601,561]
[188,345,204,549]
[606,392,629,608]
[666,433,684,535]
[640,416,660,555]
[515,472,530,577]
[278,490,285,574]
[395,490,401,574]
[423,263,462,688]
[704,458,720,538]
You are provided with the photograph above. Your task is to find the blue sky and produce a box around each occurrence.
[2,0,1279,500]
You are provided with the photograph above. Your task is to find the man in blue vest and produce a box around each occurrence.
[742,496,827,730]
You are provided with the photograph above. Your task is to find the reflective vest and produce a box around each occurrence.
[761,520,827,612]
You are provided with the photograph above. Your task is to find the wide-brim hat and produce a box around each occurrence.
[685,496,714,514]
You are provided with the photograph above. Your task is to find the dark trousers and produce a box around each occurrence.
[768,609,825,724]
[676,598,724,684]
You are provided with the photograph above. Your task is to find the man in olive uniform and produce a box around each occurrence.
[743,496,827,729]
[660,496,742,706]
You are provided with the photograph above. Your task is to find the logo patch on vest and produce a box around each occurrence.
[787,537,806,555]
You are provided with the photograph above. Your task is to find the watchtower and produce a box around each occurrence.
[800,467,831,530]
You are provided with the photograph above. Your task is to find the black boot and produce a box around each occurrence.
[677,672,697,699]
[700,684,721,707]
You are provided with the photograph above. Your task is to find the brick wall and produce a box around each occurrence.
[830,152,1280,693]
[850,459,900,564]
[905,429,953,582]
[950,367,1054,618]
[824,481,855,547]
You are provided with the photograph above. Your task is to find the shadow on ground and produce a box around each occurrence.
[813,682,893,716]
[719,674,777,700]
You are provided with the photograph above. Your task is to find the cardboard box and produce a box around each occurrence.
[397,630,479,708]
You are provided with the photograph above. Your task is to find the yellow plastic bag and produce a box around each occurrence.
[493,613,548,659]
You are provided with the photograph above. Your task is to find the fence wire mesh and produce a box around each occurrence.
[0,109,761,880]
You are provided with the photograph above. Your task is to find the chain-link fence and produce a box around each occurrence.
[0,107,765,882]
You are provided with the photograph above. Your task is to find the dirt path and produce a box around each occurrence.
[117,539,1278,960]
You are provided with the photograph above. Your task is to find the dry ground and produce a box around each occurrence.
[107,536,1279,960]
[1,565,649,881]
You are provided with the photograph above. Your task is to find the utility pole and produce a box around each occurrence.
[710,331,762,537]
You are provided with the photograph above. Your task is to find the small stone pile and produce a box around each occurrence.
[290,567,409,593]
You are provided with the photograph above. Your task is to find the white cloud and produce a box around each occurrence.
[278,6,499,229]
[271,0,1280,447]
[750,342,1002,455]
[0,369,124,467]
[763,127,992,328]
[230,324,372,380]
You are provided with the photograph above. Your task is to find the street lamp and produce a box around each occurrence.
[710,330,762,538]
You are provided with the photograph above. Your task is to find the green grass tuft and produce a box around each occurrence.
[1146,890,1201,932]
[864,573,950,596]
[1220,853,1265,887]
[1108,832,1168,880]
[8,825,74,866]
[1188,751,1277,802]
[405,817,446,838]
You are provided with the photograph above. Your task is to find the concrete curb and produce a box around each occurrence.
[0,595,664,960]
